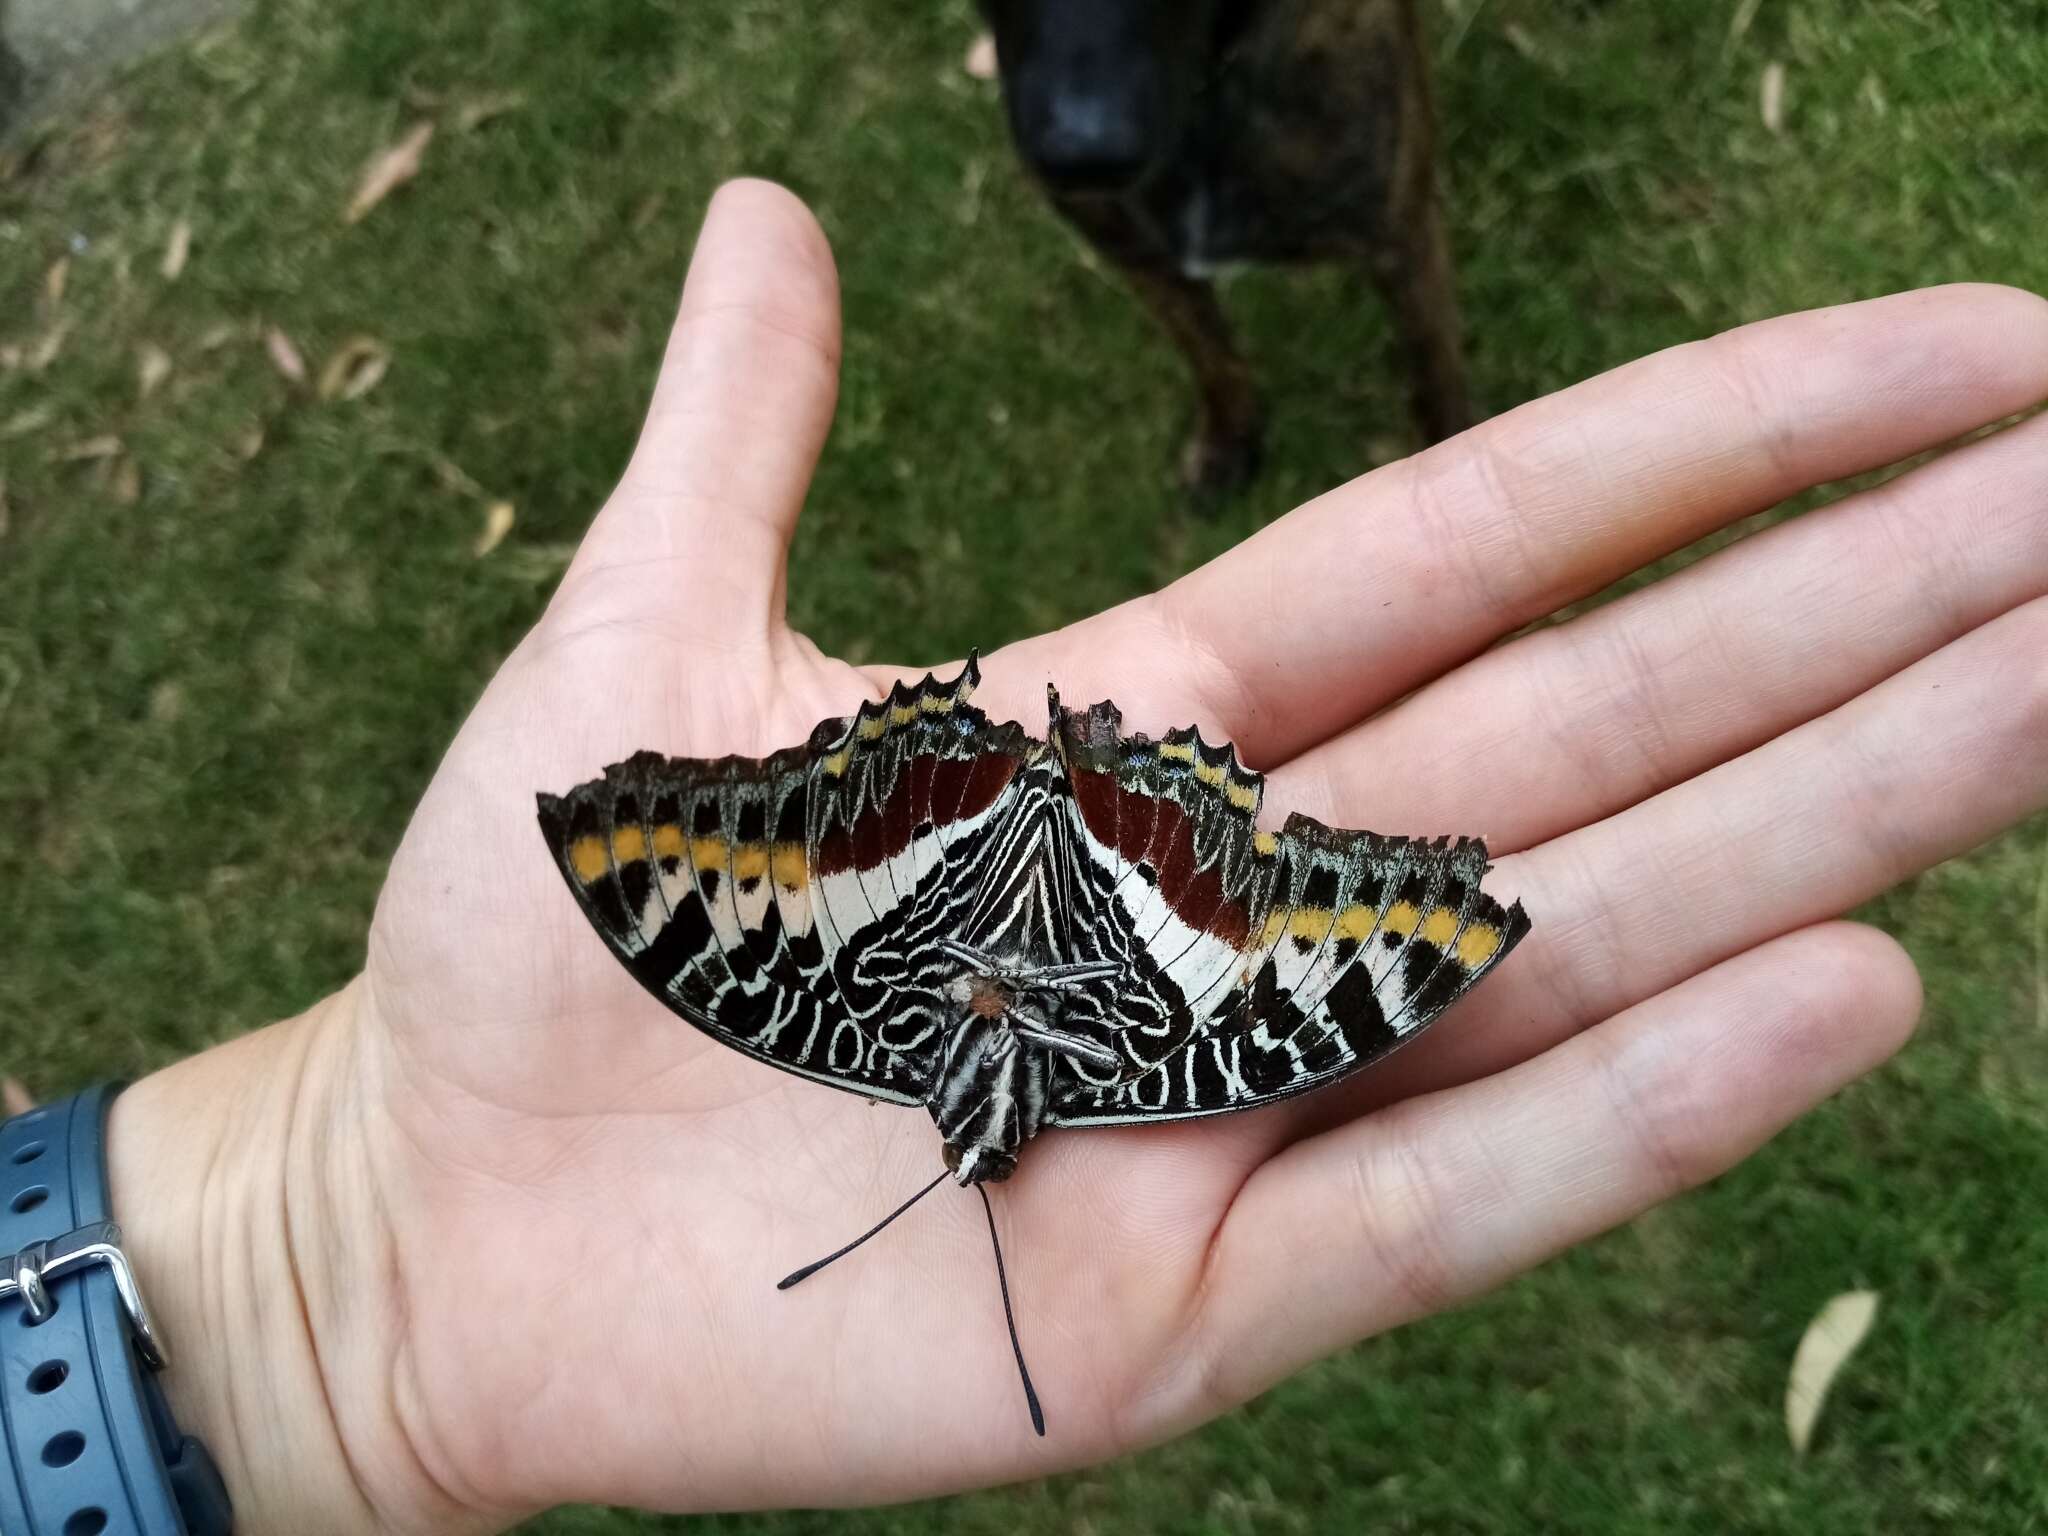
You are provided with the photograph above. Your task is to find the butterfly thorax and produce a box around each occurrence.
[929,945,1126,1183]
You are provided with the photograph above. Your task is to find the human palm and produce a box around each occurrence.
[327,183,2048,1527]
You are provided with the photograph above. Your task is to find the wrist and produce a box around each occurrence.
[103,984,492,1536]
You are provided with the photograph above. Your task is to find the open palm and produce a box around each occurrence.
[341,182,2048,1526]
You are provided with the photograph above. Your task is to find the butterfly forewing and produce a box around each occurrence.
[1043,694,1530,1125]
[535,657,1045,1104]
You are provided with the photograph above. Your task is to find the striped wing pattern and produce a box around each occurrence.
[538,660,1529,1129]
[1043,693,1531,1124]
[535,657,1040,1104]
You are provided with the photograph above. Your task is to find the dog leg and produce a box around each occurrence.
[1121,264,1266,496]
[1368,192,1473,445]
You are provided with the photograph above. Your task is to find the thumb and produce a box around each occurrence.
[557,179,843,640]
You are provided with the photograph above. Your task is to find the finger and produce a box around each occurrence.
[1275,400,2048,848]
[1002,285,2048,761]
[1348,592,2048,1115]
[555,179,842,638]
[1149,923,1918,1427]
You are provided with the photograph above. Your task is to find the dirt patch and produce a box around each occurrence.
[2,0,244,135]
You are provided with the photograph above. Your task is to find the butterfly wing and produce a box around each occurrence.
[537,656,1042,1105]
[1044,693,1530,1125]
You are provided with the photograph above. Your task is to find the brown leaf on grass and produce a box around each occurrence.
[162,217,193,280]
[964,32,998,80]
[1,1076,33,1116]
[473,499,516,556]
[430,454,485,497]
[45,256,69,311]
[316,335,391,401]
[137,342,174,400]
[265,326,308,386]
[26,320,72,372]
[57,434,124,463]
[2,406,53,439]
[456,91,527,132]
[630,190,668,233]
[344,121,435,224]
[1760,61,1787,134]
[1786,1290,1878,1454]
[112,455,142,505]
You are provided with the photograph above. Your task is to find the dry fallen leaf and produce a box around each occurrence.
[112,455,142,505]
[630,190,668,233]
[137,342,174,400]
[1786,1290,1879,1454]
[162,217,193,280]
[58,434,124,463]
[44,255,69,311]
[26,320,72,372]
[2,406,54,439]
[456,91,527,132]
[265,326,308,386]
[1761,61,1787,134]
[317,335,391,402]
[474,499,516,556]
[964,32,998,80]
[345,120,435,224]
[1,1076,33,1116]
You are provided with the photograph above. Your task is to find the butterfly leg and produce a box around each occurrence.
[1007,1013,1121,1074]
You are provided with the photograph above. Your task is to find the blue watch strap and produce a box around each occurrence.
[1,1085,232,1535]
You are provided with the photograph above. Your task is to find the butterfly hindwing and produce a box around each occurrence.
[1043,693,1530,1125]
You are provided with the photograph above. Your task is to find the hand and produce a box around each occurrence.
[105,182,2048,1533]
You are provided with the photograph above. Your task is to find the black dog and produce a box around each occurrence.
[979,0,1469,493]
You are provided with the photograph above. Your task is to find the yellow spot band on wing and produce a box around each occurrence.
[690,836,727,872]
[1253,830,1280,857]
[733,845,769,882]
[1158,740,1195,763]
[611,826,646,865]
[1226,780,1259,813]
[857,715,889,741]
[890,703,920,726]
[1382,901,1420,938]
[1288,908,1333,942]
[1335,905,1378,943]
[652,824,686,861]
[1422,907,1460,946]
[1194,759,1226,787]
[771,844,808,891]
[919,692,953,714]
[822,748,851,776]
[1456,923,1503,967]
[569,835,610,883]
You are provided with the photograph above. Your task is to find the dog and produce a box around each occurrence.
[978,0,1470,494]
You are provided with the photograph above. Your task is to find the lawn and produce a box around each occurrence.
[3,0,2046,1530]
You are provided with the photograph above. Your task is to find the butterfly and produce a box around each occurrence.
[537,654,1530,1434]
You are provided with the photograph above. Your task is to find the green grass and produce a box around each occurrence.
[4,0,2046,1529]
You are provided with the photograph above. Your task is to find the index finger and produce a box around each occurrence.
[997,284,2048,761]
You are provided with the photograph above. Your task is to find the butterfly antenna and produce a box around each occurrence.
[978,1183,1047,1437]
[776,1169,950,1290]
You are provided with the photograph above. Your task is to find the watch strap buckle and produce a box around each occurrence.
[1,1218,169,1369]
